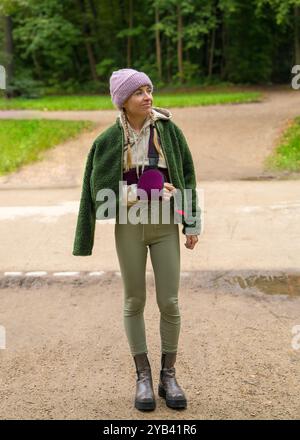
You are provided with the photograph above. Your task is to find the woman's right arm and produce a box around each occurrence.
[72,142,97,256]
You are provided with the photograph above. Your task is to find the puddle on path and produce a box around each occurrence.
[180,271,300,297]
[221,273,300,296]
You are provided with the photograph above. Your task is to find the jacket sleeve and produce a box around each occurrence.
[72,142,97,256]
[174,125,202,236]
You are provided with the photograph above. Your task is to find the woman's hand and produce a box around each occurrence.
[163,182,177,200]
[163,183,199,250]
[184,234,198,250]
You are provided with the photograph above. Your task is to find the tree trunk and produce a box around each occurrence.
[155,5,162,81]
[88,0,98,18]
[177,3,184,83]
[166,36,172,83]
[127,0,133,67]
[4,15,13,97]
[220,10,227,79]
[32,52,42,79]
[86,0,101,57]
[77,0,99,81]
[204,33,209,78]
[208,26,216,78]
[119,0,128,64]
[295,5,300,65]
[72,47,82,74]
[85,42,99,81]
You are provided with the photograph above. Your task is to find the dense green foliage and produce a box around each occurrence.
[0,0,299,96]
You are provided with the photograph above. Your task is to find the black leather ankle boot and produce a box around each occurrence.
[158,352,187,409]
[133,353,156,411]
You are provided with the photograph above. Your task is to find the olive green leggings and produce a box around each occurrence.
[114,203,181,356]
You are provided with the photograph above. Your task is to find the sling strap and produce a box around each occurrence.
[148,124,159,168]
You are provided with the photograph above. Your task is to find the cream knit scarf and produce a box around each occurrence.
[121,108,163,172]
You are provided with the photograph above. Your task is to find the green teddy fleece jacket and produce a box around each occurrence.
[73,109,201,256]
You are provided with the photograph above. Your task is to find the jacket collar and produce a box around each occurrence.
[116,106,172,130]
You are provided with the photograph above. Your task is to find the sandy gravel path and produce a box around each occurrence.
[0,273,299,420]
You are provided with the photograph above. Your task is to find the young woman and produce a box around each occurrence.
[73,68,201,412]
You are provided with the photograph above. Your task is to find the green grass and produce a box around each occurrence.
[0,91,262,110]
[264,117,300,172]
[0,119,94,175]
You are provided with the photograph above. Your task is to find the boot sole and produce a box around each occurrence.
[135,399,156,411]
[158,384,187,409]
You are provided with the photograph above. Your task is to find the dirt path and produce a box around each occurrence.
[0,274,299,420]
[1,88,300,189]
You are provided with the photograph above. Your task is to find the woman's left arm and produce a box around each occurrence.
[173,124,202,244]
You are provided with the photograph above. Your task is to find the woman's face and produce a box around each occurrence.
[123,85,153,116]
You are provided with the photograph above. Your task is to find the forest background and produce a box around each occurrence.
[1,0,299,98]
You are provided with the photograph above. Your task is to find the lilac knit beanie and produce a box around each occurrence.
[109,68,153,110]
